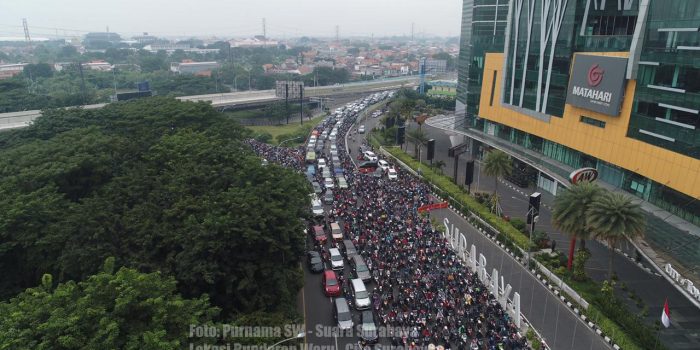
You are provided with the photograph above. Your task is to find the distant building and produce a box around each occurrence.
[143,43,219,54]
[83,32,122,49]
[82,60,112,71]
[0,63,26,80]
[230,36,278,48]
[424,59,447,74]
[132,33,159,45]
[170,60,220,77]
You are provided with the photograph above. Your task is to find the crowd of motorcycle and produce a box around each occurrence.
[247,99,533,350]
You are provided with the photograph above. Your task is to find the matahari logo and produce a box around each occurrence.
[587,64,604,87]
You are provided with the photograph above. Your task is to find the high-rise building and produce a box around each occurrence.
[447,0,700,293]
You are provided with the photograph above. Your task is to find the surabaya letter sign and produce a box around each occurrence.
[569,167,599,184]
[566,54,627,116]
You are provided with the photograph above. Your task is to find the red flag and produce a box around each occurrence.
[661,298,671,328]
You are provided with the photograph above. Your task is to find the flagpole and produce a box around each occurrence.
[654,325,661,350]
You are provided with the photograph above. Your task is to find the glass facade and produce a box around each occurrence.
[628,0,700,159]
[457,0,508,125]
[456,0,700,277]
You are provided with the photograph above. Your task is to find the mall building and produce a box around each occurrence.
[437,0,699,290]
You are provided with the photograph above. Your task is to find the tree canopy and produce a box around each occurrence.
[0,258,219,350]
[0,97,308,321]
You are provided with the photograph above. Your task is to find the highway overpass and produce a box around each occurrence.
[0,76,419,131]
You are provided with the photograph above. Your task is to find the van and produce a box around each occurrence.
[330,222,343,241]
[334,298,354,331]
[351,255,372,282]
[305,151,316,163]
[343,240,357,258]
[351,278,370,310]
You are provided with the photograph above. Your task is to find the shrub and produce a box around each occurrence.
[510,218,527,234]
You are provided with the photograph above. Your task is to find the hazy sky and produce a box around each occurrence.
[0,0,462,39]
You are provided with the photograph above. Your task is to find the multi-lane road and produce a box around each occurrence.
[299,100,611,350]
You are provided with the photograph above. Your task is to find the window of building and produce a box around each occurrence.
[590,15,637,36]
[580,116,606,128]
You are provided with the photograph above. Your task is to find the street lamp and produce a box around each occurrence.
[526,206,539,266]
[277,136,303,147]
[265,331,305,350]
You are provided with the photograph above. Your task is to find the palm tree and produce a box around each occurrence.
[552,182,603,271]
[586,192,646,280]
[482,150,512,216]
[407,128,429,161]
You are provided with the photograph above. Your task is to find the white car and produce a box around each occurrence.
[331,144,337,152]
[324,177,335,189]
[330,248,344,270]
[378,160,390,172]
[358,125,365,134]
[311,197,324,216]
[387,168,398,180]
[363,151,378,162]
[318,158,326,169]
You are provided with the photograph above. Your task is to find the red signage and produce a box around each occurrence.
[569,167,599,184]
[587,64,604,87]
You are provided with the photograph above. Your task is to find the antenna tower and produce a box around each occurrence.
[262,18,267,38]
[22,18,32,48]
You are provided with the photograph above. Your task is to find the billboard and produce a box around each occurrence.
[565,54,627,116]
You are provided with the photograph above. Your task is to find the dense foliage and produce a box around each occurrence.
[0,258,219,349]
[0,98,309,321]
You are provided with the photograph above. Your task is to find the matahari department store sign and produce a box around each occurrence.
[566,54,627,117]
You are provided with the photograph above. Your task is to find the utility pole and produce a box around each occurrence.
[411,23,415,41]
[22,18,32,50]
[335,25,339,42]
[285,82,289,124]
[299,82,303,125]
[262,18,267,38]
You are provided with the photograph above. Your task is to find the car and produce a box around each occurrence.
[372,167,383,178]
[363,151,378,162]
[324,177,335,189]
[351,279,371,310]
[387,167,398,180]
[330,222,343,241]
[329,247,344,270]
[360,311,379,344]
[307,164,316,176]
[351,255,372,282]
[331,144,338,152]
[311,181,322,194]
[334,166,344,176]
[343,240,357,258]
[312,225,327,244]
[322,167,331,178]
[307,251,323,273]
[334,298,353,331]
[330,149,339,157]
[306,151,316,163]
[358,125,365,134]
[332,156,341,164]
[318,158,327,169]
[323,190,334,204]
[323,270,341,297]
[358,161,378,174]
[314,143,324,152]
[378,160,390,172]
[337,176,348,189]
[311,197,324,217]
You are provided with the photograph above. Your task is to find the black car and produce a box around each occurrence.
[307,251,324,273]
[323,190,334,204]
[360,311,379,344]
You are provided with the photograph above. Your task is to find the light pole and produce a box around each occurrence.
[265,331,305,350]
[526,206,539,266]
[278,136,303,147]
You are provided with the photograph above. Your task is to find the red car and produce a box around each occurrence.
[358,161,378,174]
[312,225,327,244]
[322,270,341,297]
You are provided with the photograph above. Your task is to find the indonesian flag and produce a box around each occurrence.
[661,298,671,328]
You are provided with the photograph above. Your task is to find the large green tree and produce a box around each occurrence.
[0,258,219,349]
[552,182,603,271]
[586,192,646,280]
[0,98,308,318]
[482,149,512,216]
